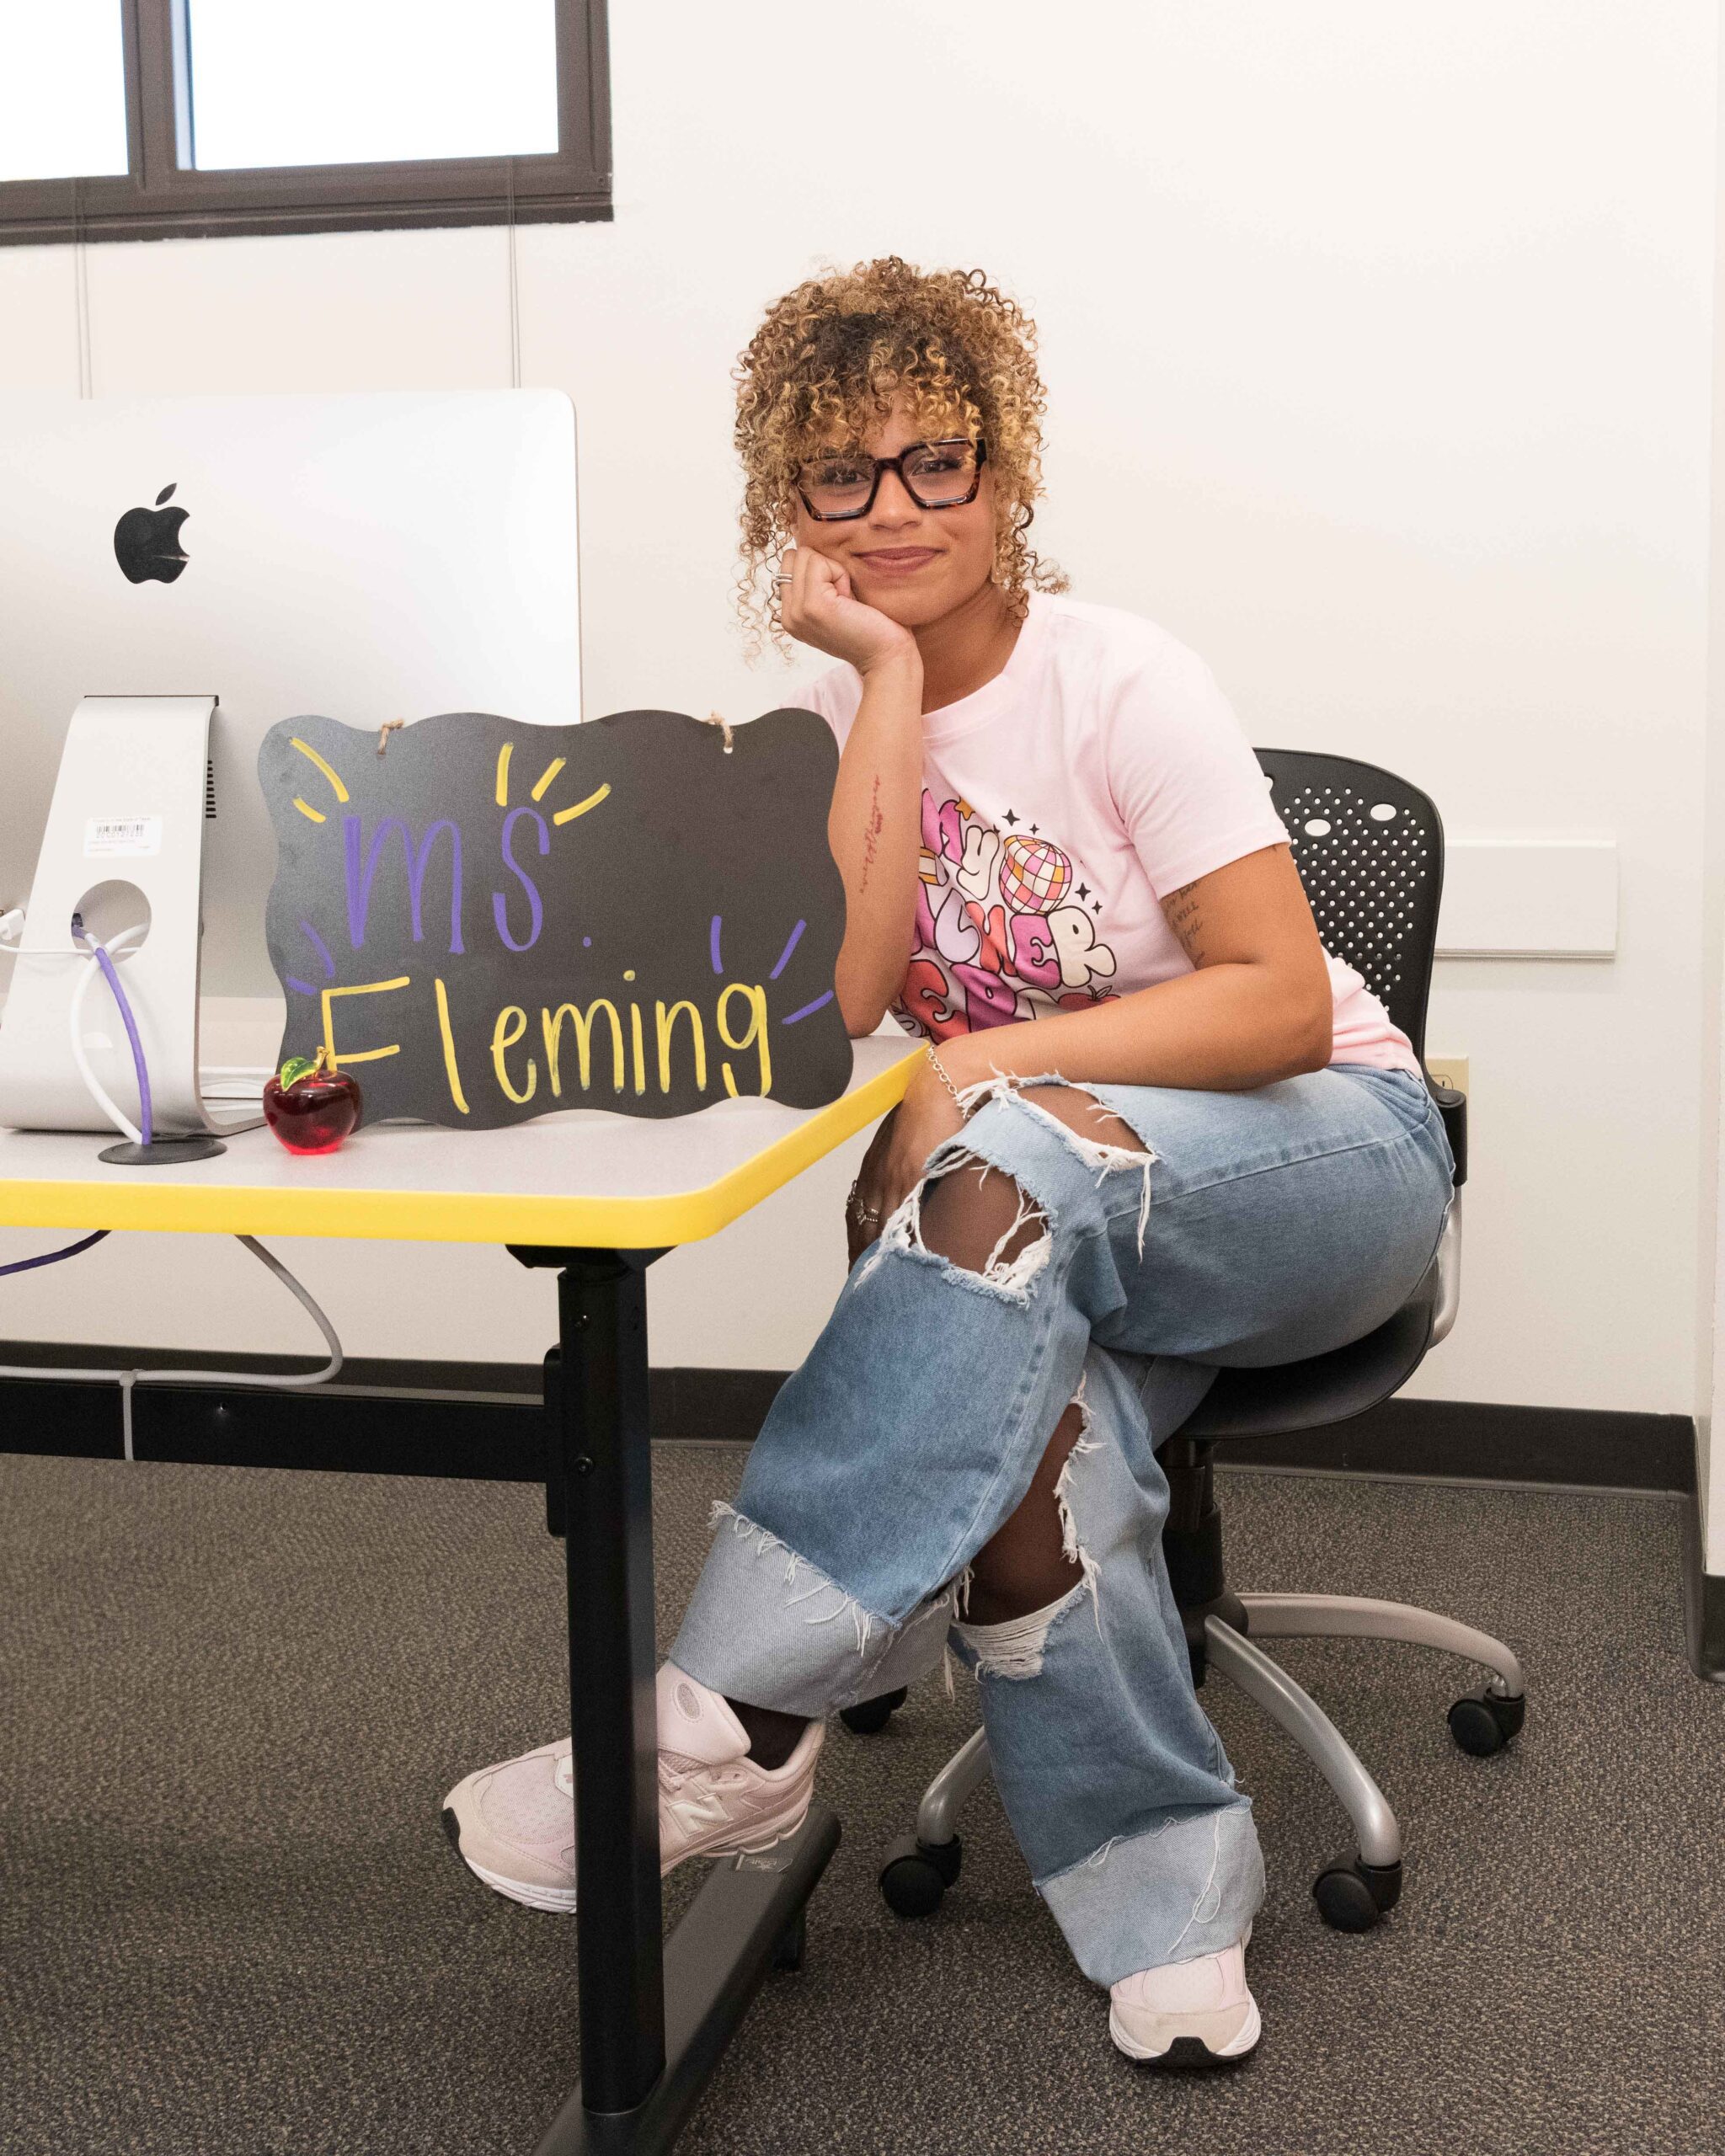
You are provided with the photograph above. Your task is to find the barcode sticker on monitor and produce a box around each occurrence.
[84,816,163,857]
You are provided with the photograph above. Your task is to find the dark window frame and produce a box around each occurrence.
[0,0,610,246]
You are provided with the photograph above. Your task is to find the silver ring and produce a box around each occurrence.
[773,572,793,585]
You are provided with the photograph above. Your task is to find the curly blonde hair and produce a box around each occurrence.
[734,255,1067,653]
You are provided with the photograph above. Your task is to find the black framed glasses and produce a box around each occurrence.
[793,437,987,520]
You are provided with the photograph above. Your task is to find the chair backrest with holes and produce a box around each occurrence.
[1253,749,1443,1065]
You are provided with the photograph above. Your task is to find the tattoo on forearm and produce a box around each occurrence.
[859,777,884,894]
[1167,881,1206,963]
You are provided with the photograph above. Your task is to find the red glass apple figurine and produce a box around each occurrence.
[264,1046,362,1155]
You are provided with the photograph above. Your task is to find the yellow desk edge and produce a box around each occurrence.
[0,1049,921,1251]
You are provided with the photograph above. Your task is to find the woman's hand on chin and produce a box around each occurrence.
[779,547,919,678]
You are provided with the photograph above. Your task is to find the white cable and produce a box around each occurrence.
[0,929,348,1403]
[67,924,147,1145]
[0,1234,344,1395]
[139,1235,343,1389]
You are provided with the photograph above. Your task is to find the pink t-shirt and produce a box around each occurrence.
[804,592,1419,1073]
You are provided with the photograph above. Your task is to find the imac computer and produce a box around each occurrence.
[0,389,580,1141]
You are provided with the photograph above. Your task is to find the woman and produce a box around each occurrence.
[445,257,1453,2065]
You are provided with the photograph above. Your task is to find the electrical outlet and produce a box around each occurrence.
[1425,1054,1469,1099]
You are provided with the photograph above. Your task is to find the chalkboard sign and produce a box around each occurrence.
[257,709,852,1129]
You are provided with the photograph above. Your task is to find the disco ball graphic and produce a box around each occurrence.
[999,834,1073,915]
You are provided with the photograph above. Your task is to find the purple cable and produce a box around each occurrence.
[0,925,145,1277]
[89,938,153,1146]
[0,1229,109,1276]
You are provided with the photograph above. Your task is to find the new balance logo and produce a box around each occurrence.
[664,1785,736,1839]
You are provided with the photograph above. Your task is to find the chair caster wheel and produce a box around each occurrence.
[879,1833,962,1919]
[1312,1853,1401,1932]
[841,1686,908,1736]
[771,1911,806,1972]
[1448,1689,1525,1756]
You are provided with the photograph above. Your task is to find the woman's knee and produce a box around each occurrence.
[916,1084,1144,1278]
[917,1157,1044,1276]
[1017,1081,1149,1156]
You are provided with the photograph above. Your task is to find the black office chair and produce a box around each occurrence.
[855,750,1522,1935]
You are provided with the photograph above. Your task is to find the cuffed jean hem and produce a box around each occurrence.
[1037,1801,1266,1988]
[671,1502,955,1719]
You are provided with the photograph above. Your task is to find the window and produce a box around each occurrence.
[0,4,131,185]
[0,0,609,244]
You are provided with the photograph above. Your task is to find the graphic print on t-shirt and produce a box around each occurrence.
[896,790,1120,1041]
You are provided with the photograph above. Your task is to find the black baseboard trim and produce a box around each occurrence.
[0,1344,1695,1497]
[0,1343,783,1479]
[1211,1395,1695,1496]
[1681,1493,1725,1682]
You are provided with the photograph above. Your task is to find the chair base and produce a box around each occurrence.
[882,1591,1526,1933]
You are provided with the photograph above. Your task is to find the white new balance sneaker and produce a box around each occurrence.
[1108,1935,1261,2066]
[441,1665,823,1913]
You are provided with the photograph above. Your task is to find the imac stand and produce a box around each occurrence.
[0,695,259,1159]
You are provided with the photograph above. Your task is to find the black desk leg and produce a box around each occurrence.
[555,1253,666,2112]
[509,1244,841,2156]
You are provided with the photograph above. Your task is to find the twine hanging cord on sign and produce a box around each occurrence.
[698,711,735,755]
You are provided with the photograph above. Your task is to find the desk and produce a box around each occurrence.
[0,1034,918,2155]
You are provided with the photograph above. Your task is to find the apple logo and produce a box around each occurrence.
[114,483,190,584]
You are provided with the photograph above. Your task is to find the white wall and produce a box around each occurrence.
[1704,956,1725,1561]
[0,2,1717,1415]
[1700,6,1725,1566]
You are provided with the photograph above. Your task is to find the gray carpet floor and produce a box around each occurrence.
[3,1443,1722,2156]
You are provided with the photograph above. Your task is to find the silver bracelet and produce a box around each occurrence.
[925,1043,964,1109]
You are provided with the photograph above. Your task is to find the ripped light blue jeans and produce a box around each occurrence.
[672,1065,1455,1988]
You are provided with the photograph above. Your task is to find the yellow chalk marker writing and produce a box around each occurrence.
[321,976,409,1070]
[433,976,470,1115]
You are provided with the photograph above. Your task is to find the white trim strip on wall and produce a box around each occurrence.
[1437,838,1617,958]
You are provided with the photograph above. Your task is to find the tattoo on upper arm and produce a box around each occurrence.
[1167,881,1206,964]
[859,776,884,894]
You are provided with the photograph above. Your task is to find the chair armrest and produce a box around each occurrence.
[1428,1081,1467,1187]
